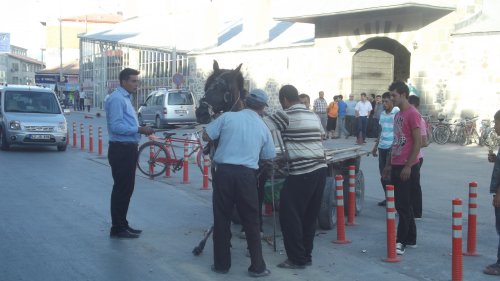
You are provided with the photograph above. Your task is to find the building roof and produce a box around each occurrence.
[452,0,500,36]
[273,0,455,23]
[36,60,79,75]
[7,53,44,66]
[61,13,123,24]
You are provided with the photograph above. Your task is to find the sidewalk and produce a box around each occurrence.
[68,107,106,118]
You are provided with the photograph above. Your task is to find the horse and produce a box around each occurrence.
[195,60,247,124]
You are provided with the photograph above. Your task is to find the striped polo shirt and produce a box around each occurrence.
[264,104,327,175]
[378,106,400,149]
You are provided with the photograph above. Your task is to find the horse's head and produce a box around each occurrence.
[196,60,247,124]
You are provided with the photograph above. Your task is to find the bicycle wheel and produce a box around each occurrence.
[137,141,171,177]
[196,149,212,181]
[433,125,451,145]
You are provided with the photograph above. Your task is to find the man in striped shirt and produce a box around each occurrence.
[265,85,327,269]
[371,92,399,206]
[313,91,328,136]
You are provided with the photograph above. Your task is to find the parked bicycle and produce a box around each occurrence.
[136,129,211,179]
[456,117,479,146]
[432,116,453,145]
[479,119,500,148]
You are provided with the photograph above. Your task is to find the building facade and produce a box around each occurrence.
[0,45,45,85]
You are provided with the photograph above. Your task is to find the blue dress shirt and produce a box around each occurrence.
[105,87,141,143]
[205,109,276,169]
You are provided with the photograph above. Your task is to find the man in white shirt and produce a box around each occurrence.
[79,91,86,111]
[354,92,372,144]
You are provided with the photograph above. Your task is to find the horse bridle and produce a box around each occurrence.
[202,71,241,117]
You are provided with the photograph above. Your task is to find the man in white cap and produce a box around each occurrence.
[203,89,275,278]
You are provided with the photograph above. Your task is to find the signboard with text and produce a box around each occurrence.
[0,33,10,53]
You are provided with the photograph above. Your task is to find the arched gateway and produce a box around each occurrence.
[352,37,411,96]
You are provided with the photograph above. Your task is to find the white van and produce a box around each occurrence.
[0,85,68,151]
[138,88,197,128]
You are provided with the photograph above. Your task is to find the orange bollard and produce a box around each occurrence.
[80,123,84,150]
[464,181,479,256]
[333,175,351,244]
[383,185,400,262]
[182,139,189,184]
[201,153,210,190]
[452,198,463,281]
[72,122,77,147]
[89,125,93,153]
[98,127,103,156]
[148,144,155,178]
[347,165,356,226]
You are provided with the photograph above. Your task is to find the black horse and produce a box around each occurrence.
[196,60,247,124]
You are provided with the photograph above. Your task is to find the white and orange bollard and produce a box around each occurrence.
[333,175,351,244]
[452,198,463,281]
[464,181,479,256]
[98,127,103,156]
[88,125,94,153]
[201,153,210,190]
[182,139,189,184]
[347,165,356,226]
[383,185,400,262]
[80,123,84,150]
[72,122,77,147]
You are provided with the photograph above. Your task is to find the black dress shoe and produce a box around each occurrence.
[110,230,140,239]
[211,265,229,274]
[377,200,387,207]
[248,269,271,278]
[127,226,142,234]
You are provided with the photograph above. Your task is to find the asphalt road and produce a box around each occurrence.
[0,110,498,281]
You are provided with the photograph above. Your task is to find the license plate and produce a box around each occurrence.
[175,110,187,114]
[31,134,51,140]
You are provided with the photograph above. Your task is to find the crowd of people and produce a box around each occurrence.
[103,67,500,277]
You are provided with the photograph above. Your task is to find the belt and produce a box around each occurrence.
[109,141,138,147]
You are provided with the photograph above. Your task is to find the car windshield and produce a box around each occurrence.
[168,91,194,105]
[4,90,61,114]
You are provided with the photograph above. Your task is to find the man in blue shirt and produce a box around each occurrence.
[337,95,349,138]
[105,68,154,239]
[203,89,275,278]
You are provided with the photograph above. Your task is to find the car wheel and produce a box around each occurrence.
[155,116,161,129]
[57,144,67,151]
[0,128,10,151]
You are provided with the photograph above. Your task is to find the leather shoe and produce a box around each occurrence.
[248,269,271,278]
[127,226,142,234]
[211,265,229,274]
[110,229,139,239]
[277,259,305,269]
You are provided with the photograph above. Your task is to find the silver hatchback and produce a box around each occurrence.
[138,88,197,128]
[0,85,68,151]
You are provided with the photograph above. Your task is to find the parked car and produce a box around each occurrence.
[138,88,197,128]
[0,85,68,151]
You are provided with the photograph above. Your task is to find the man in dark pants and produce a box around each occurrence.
[372,92,399,206]
[105,68,154,239]
[203,89,275,278]
[265,85,327,269]
[383,81,422,255]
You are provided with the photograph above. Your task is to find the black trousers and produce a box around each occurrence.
[280,167,327,265]
[212,164,266,273]
[377,148,392,193]
[410,158,424,218]
[108,142,138,232]
[345,115,356,136]
[392,164,420,245]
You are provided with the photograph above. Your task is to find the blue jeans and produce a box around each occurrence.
[337,116,349,137]
[357,116,368,141]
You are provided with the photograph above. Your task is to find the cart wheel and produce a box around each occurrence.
[343,169,365,216]
[318,177,336,230]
